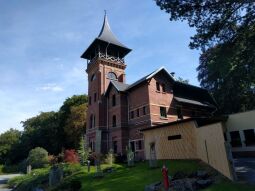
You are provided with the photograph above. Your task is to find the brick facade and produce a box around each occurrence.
[82,14,217,160]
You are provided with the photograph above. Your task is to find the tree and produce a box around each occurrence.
[0,129,21,164]
[155,1,255,113]
[78,136,89,165]
[21,111,63,155]
[27,147,49,169]
[64,149,79,164]
[177,77,189,84]
[59,95,88,149]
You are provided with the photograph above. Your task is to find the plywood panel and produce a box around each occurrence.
[195,122,233,180]
[143,121,197,160]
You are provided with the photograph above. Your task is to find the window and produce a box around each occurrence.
[230,131,242,147]
[162,84,166,92]
[156,82,160,91]
[136,140,142,150]
[112,115,116,127]
[91,74,96,81]
[113,141,118,153]
[176,107,183,119]
[94,93,97,102]
[168,135,181,140]
[137,108,140,117]
[143,106,146,115]
[89,96,91,105]
[130,111,134,119]
[112,94,116,106]
[108,72,117,80]
[160,107,167,118]
[243,129,255,146]
[89,114,93,129]
[93,115,96,128]
[90,141,95,152]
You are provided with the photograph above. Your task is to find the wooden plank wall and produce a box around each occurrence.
[143,121,197,160]
[143,121,234,180]
[195,122,234,180]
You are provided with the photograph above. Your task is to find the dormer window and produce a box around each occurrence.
[108,72,117,80]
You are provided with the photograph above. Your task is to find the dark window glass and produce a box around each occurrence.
[93,115,96,128]
[176,107,183,119]
[136,140,142,150]
[90,115,93,129]
[94,93,97,102]
[244,129,255,146]
[168,135,182,140]
[91,74,96,81]
[89,96,91,105]
[130,111,134,119]
[113,141,118,153]
[112,115,116,127]
[230,131,242,147]
[112,94,116,106]
[137,108,140,117]
[156,82,160,91]
[108,72,117,80]
[160,107,167,118]
[143,106,146,115]
[162,84,166,92]
[130,142,135,152]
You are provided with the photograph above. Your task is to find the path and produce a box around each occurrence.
[0,174,21,191]
[234,158,255,185]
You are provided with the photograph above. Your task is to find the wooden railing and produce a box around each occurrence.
[88,52,125,65]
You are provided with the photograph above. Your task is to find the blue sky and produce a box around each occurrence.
[0,0,200,133]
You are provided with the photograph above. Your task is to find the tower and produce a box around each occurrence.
[81,13,131,153]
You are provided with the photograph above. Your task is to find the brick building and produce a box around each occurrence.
[81,14,217,159]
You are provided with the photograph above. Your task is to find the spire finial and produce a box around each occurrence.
[104,10,107,16]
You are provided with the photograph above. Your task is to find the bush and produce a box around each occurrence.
[64,150,79,164]
[27,147,49,169]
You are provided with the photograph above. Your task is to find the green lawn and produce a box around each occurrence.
[52,160,255,191]
[9,160,255,191]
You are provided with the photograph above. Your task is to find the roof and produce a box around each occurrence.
[140,116,228,132]
[97,14,127,48]
[173,81,217,108]
[103,66,217,109]
[104,80,130,96]
[126,67,175,91]
[81,14,131,59]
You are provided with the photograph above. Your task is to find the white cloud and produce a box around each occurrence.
[37,83,64,92]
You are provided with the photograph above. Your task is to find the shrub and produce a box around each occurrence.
[27,147,49,169]
[64,150,79,164]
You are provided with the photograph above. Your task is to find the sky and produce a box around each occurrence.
[0,0,200,134]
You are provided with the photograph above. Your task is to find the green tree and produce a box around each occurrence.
[0,129,21,164]
[155,1,255,113]
[59,95,88,149]
[78,136,89,166]
[21,111,63,155]
[27,147,49,169]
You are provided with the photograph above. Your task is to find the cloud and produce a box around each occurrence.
[37,83,64,92]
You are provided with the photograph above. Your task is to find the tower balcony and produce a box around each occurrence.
[87,52,125,66]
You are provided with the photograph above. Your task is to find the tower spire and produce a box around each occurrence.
[81,12,131,60]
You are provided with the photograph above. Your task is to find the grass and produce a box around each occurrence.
[8,160,255,191]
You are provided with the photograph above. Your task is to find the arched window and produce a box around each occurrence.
[107,72,117,80]
[91,74,96,81]
[112,115,116,127]
[93,115,96,128]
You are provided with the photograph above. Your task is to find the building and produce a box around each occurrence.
[81,14,217,159]
[141,117,235,180]
[224,110,255,157]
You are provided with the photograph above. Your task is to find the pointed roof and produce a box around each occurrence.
[97,13,127,48]
[81,13,131,60]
